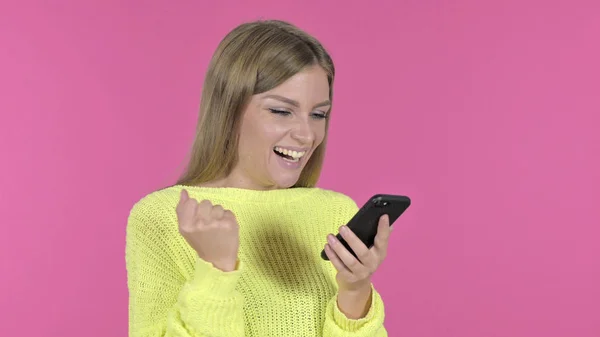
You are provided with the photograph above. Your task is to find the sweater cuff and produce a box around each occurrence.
[329,284,385,332]
[188,257,243,298]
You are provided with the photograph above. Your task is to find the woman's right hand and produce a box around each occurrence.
[176,189,240,272]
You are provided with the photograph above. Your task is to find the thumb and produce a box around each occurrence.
[180,189,189,203]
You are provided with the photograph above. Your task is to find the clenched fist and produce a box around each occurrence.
[176,189,240,272]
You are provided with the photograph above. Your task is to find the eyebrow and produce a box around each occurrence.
[263,94,331,109]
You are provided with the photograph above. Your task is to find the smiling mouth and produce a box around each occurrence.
[273,146,307,163]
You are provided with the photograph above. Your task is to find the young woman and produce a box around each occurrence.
[126,19,392,337]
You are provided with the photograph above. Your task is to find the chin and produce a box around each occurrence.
[267,155,309,188]
[272,175,301,189]
[266,168,304,189]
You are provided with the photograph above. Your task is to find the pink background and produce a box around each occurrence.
[1,1,599,336]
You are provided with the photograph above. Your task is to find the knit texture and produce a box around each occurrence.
[126,185,387,337]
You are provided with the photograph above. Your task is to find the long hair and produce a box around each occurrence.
[176,20,335,187]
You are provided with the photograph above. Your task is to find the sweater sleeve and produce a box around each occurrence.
[321,192,388,336]
[125,198,246,337]
[322,285,387,336]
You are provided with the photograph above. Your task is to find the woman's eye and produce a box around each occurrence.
[269,108,328,120]
[269,108,291,115]
[312,112,328,120]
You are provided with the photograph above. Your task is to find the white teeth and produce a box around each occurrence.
[274,146,306,160]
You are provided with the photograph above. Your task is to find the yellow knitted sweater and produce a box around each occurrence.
[126,185,387,336]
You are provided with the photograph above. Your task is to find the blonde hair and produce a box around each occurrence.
[176,20,335,188]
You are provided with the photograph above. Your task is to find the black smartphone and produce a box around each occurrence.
[321,194,411,261]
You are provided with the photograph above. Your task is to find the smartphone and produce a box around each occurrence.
[321,194,411,261]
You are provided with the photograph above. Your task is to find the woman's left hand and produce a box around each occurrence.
[324,214,391,318]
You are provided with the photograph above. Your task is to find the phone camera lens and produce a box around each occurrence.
[374,199,388,207]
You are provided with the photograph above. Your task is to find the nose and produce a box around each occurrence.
[290,118,315,145]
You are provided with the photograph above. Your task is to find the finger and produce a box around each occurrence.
[179,189,189,203]
[176,190,195,223]
[195,199,213,221]
[222,210,239,226]
[338,226,378,267]
[222,209,235,220]
[324,243,352,276]
[373,214,391,255]
[176,189,189,212]
[328,234,368,274]
[211,204,225,219]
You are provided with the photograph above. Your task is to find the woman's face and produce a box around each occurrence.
[228,65,331,190]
